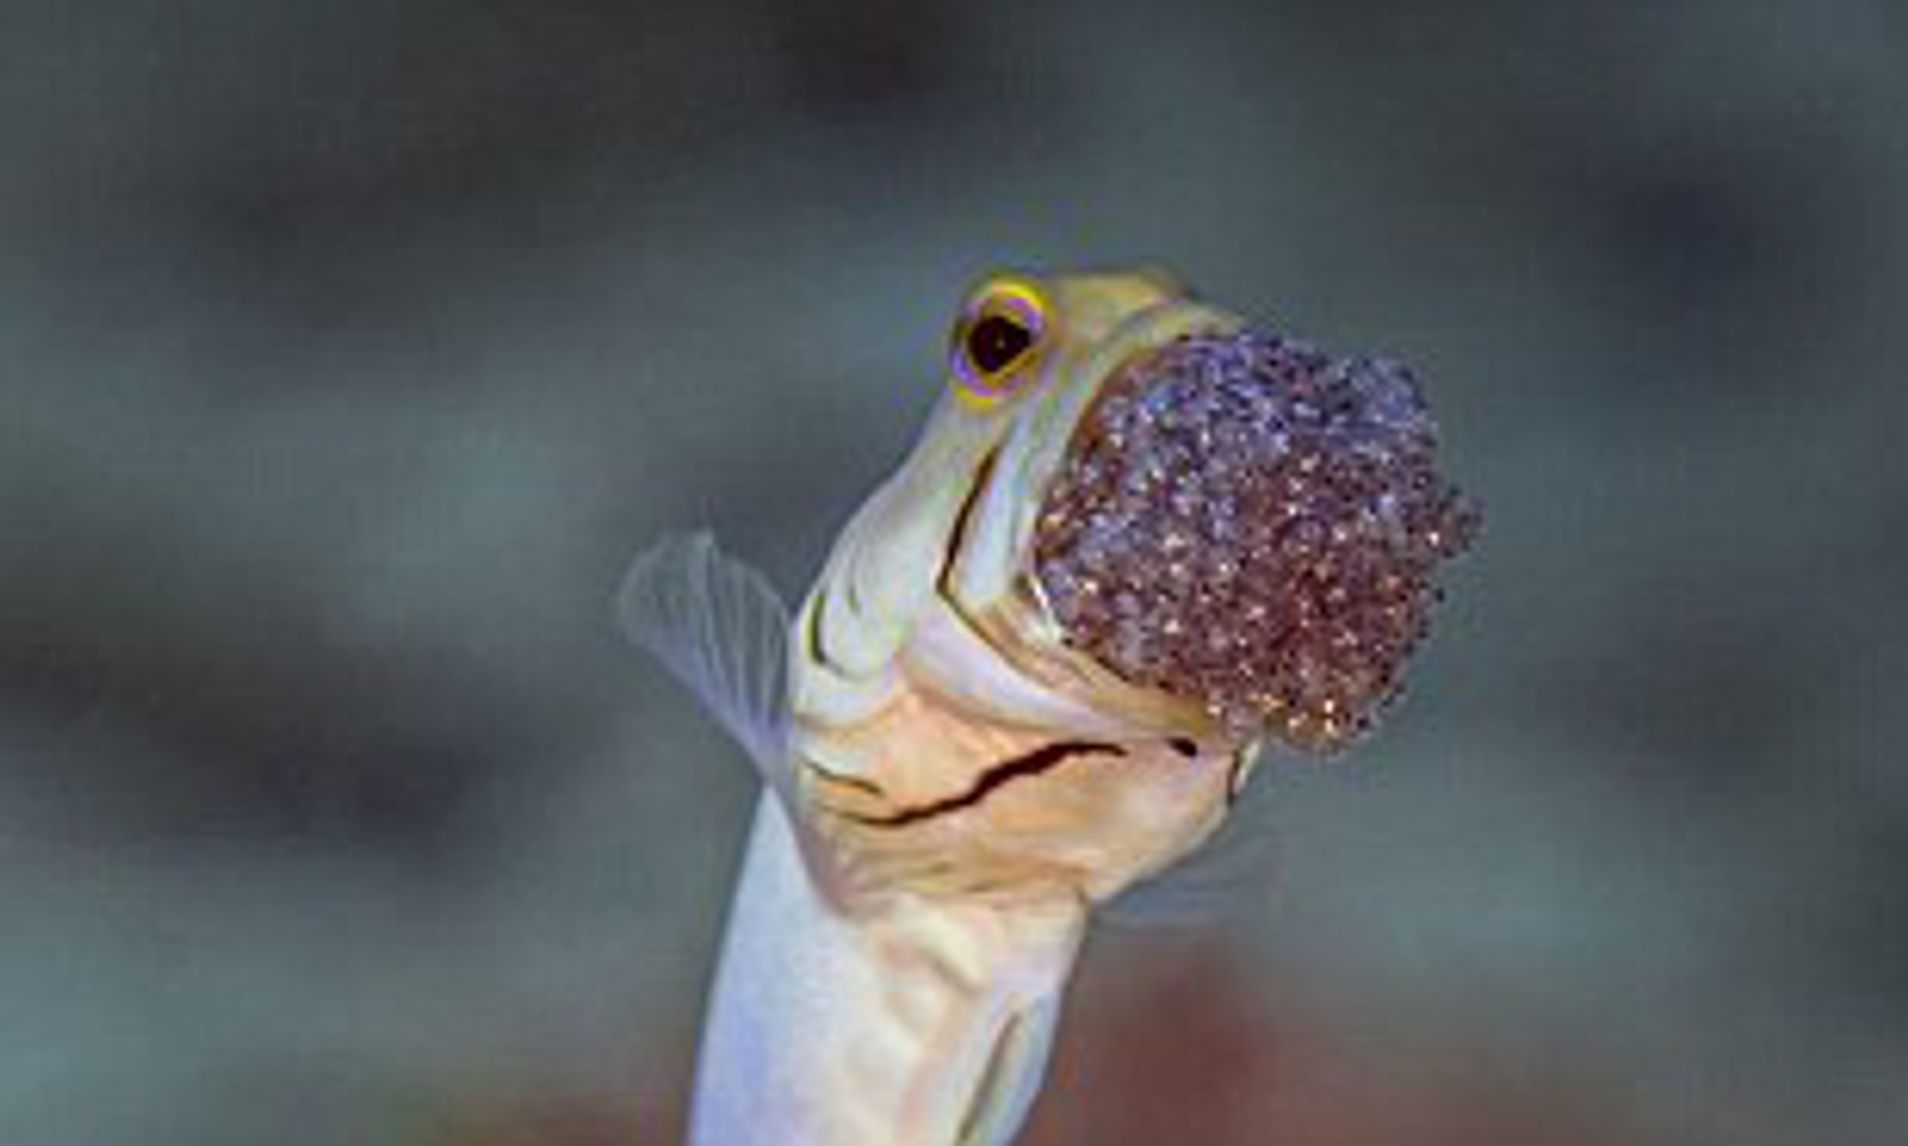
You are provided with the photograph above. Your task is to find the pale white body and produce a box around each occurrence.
[691,794,1080,1145]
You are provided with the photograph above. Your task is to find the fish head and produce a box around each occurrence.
[793,268,1475,907]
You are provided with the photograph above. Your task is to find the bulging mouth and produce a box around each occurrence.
[1031,330,1480,753]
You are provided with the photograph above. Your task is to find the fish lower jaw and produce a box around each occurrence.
[790,638,1240,912]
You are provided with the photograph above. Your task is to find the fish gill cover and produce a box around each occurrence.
[1034,332,1479,752]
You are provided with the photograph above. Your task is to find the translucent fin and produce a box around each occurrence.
[617,531,796,806]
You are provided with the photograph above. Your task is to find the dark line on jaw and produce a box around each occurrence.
[845,739,1125,829]
[804,584,835,669]
[937,445,1003,598]
[801,758,887,798]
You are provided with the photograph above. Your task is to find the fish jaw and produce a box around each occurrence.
[797,607,1243,909]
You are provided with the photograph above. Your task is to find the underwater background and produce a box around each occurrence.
[3,1,1905,1143]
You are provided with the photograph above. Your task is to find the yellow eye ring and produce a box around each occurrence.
[951,277,1049,408]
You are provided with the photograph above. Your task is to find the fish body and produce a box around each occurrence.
[623,268,1475,1145]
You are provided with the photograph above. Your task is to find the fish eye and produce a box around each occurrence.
[965,313,1034,374]
[952,279,1049,405]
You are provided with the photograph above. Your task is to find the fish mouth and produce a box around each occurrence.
[1030,331,1479,753]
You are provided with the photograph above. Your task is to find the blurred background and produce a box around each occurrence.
[3,1,1904,1143]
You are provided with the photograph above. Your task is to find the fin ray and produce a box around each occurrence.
[618,531,796,804]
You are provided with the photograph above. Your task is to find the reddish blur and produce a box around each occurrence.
[1024,937,1662,1146]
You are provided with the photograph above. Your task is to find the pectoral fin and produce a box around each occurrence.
[618,531,797,807]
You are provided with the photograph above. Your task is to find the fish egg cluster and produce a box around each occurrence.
[1033,332,1478,752]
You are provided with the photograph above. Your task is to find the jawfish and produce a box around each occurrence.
[624,267,1477,1145]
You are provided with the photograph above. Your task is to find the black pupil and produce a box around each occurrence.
[966,314,1033,374]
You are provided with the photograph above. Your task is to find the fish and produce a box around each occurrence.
[622,267,1477,1145]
